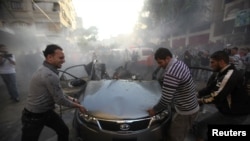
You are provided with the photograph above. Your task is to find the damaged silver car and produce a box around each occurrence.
[61,60,171,141]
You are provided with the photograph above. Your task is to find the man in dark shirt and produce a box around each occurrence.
[194,51,250,141]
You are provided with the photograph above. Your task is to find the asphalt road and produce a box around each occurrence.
[0,82,77,141]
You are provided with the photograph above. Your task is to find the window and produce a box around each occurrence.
[10,1,23,10]
[53,2,60,12]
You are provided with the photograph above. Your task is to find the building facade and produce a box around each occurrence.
[169,0,250,49]
[0,0,77,45]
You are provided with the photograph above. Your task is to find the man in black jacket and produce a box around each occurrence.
[194,51,250,141]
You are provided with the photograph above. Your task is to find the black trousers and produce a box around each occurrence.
[21,108,69,141]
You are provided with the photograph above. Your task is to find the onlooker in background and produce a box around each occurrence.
[0,44,20,102]
[147,47,199,141]
[198,50,210,81]
[21,44,87,141]
[146,50,155,76]
[238,47,247,76]
[183,50,193,67]
[190,52,200,80]
[244,47,250,94]
[238,47,247,74]
[194,51,250,141]
[230,47,244,74]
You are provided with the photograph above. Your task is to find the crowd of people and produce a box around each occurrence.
[180,46,250,86]
[1,42,250,141]
[148,46,250,141]
[182,49,211,81]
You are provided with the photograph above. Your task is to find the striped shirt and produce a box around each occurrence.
[153,58,199,115]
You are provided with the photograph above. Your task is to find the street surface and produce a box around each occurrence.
[1,78,250,141]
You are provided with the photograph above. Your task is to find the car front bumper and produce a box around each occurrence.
[73,114,170,141]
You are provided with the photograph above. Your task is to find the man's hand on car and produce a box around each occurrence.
[147,109,156,117]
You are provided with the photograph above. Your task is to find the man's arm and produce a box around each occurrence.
[0,55,15,65]
[198,72,217,98]
[200,70,236,104]
[45,73,84,108]
[153,74,178,112]
[6,57,16,65]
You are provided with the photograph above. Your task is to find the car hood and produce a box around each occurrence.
[80,79,162,120]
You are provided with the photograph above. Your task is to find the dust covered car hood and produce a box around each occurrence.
[80,79,162,120]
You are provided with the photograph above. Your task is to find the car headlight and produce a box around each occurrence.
[154,110,169,121]
[148,109,170,128]
[78,111,98,125]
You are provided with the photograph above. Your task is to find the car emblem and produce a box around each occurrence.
[120,123,130,130]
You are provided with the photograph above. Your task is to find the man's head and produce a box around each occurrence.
[210,51,229,72]
[154,47,173,69]
[43,44,65,68]
[230,47,238,55]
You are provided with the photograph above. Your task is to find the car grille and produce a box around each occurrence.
[98,119,150,131]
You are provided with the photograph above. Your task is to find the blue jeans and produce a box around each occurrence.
[21,108,69,141]
[1,73,19,98]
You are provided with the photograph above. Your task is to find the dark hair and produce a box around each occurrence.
[222,48,231,55]
[154,47,172,60]
[0,44,6,48]
[232,46,238,51]
[210,51,229,64]
[43,44,62,57]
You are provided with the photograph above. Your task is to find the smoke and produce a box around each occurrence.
[0,25,156,94]
[4,0,217,93]
[0,26,88,93]
[0,0,220,95]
